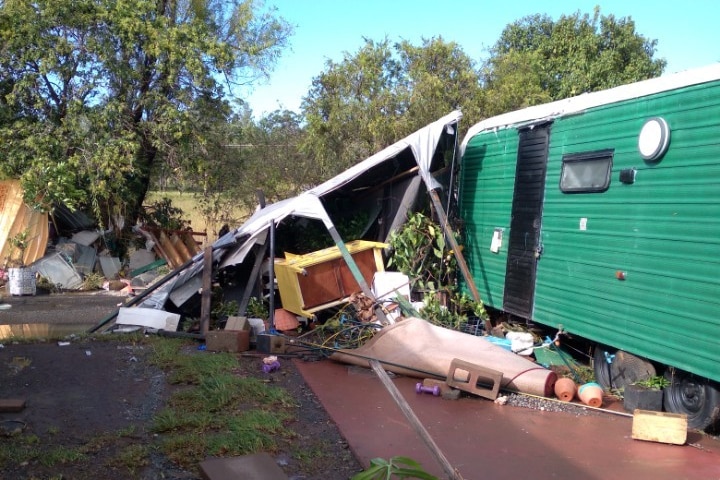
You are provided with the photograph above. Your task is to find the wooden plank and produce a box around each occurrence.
[200,246,213,335]
[181,231,202,255]
[428,189,491,332]
[369,359,463,480]
[170,233,192,262]
[632,409,687,445]
[0,398,26,412]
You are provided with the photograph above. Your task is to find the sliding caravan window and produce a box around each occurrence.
[559,149,614,193]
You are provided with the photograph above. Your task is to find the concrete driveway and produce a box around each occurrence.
[295,358,720,480]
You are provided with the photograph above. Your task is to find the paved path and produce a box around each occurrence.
[0,292,124,326]
[296,358,720,480]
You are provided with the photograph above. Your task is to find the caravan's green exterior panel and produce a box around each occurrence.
[460,128,517,307]
[459,73,720,382]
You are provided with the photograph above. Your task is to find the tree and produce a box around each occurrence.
[247,109,313,199]
[301,37,482,178]
[301,38,401,179]
[193,107,310,236]
[0,0,291,234]
[483,7,666,115]
[397,37,484,133]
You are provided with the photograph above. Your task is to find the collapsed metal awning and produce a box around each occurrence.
[90,110,465,332]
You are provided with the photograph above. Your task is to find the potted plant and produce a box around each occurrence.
[5,230,36,296]
[623,375,669,412]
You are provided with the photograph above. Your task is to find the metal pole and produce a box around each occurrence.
[268,220,276,331]
[326,226,388,325]
[369,360,463,480]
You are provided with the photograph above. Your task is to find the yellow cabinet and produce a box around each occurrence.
[274,240,387,318]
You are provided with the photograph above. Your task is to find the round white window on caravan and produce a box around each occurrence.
[638,117,670,161]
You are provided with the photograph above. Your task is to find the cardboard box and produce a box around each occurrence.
[225,316,251,331]
[206,330,250,353]
[632,409,687,445]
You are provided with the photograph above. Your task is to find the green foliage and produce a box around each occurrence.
[573,366,596,385]
[148,338,295,469]
[138,197,190,231]
[106,444,150,475]
[302,37,482,178]
[418,291,487,331]
[211,298,240,321]
[274,209,371,255]
[634,376,670,390]
[454,291,488,322]
[39,446,86,466]
[5,229,31,267]
[352,456,438,480]
[188,108,313,236]
[0,335,302,476]
[388,212,488,330]
[388,212,456,292]
[0,0,291,230]
[418,292,462,330]
[246,296,269,319]
[483,7,666,115]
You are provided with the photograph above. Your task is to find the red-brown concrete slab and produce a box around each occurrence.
[200,453,288,480]
[294,358,720,480]
[0,398,26,412]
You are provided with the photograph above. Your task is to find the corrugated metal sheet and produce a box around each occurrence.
[460,78,720,382]
[0,180,49,267]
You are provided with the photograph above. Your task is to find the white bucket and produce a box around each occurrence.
[7,268,36,296]
[248,318,266,342]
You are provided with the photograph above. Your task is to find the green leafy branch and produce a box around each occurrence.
[387,212,457,292]
[351,456,438,480]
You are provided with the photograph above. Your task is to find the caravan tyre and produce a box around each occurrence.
[663,369,720,431]
[593,347,656,390]
[593,346,615,390]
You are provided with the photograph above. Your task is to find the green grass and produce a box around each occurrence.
[0,335,305,477]
[145,190,249,241]
[145,336,298,469]
[106,443,150,475]
[145,190,210,233]
[39,446,86,466]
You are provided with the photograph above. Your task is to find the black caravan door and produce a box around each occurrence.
[502,123,551,318]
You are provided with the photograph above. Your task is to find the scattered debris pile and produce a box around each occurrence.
[0,208,205,296]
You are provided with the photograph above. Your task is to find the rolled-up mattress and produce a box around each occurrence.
[331,317,556,397]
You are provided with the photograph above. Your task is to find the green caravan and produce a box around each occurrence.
[458,64,720,430]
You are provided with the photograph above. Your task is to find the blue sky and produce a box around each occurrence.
[243,0,719,116]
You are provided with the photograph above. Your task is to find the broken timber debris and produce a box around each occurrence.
[0,398,26,412]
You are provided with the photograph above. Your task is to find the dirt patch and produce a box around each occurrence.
[0,337,362,479]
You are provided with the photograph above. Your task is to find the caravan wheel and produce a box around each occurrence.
[593,346,614,389]
[593,347,656,390]
[663,369,720,431]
